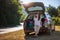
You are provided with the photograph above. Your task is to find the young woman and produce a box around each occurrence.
[34,12,42,36]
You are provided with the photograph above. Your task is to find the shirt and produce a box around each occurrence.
[34,17,41,27]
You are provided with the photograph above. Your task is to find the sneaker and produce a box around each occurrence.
[34,35,38,37]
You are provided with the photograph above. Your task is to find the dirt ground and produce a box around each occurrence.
[25,26,60,40]
[0,30,25,40]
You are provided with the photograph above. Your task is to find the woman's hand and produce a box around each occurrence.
[40,21,42,27]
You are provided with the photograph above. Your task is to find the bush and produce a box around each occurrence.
[52,17,60,25]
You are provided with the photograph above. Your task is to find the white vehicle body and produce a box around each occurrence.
[44,12,52,25]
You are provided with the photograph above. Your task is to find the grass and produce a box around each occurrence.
[55,26,60,31]
[0,30,25,40]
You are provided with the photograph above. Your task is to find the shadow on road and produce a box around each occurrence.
[24,31,60,40]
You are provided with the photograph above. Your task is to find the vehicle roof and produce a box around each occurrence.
[23,2,45,13]
[23,2,44,9]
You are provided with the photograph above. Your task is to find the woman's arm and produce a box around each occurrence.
[40,21,42,27]
[34,21,35,26]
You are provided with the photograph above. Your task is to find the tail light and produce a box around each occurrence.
[43,30,46,32]
[44,18,48,22]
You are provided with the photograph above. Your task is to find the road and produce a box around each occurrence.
[25,31,60,40]
[25,26,60,40]
[0,23,23,34]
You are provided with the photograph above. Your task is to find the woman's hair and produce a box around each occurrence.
[38,13,41,20]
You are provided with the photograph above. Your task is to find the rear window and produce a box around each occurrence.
[27,15,34,20]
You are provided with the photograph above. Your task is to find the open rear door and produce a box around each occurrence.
[23,2,45,14]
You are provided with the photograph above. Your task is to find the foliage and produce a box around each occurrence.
[0,0,22,28]
[47,5,60,25]
[20,14,27,22]
[52,17,60,25]
[57,6,60,17]
[47,5,58,17]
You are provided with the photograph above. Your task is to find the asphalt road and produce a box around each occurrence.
[25,31,60,40]
[25,26,60,40]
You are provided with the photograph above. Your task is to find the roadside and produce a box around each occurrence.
[0,23,25,40]
[0,23,23,34]
[55,26,60,31]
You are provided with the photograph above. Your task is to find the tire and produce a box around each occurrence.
[47,29,52,35]
[51,24,55,32]
[52,26,55,32]
[51,20,55,32]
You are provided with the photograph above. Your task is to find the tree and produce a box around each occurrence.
[0,0,22,28]
[57,6,60,17]
[47,5,58,17]
[57,6,60,9]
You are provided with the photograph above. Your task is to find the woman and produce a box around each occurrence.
[34,12,42,36]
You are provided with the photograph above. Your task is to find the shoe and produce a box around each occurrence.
[34,35,38,37]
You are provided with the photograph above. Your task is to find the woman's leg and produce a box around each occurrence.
[36,26,40,35]
[34,26,40,35]
[34,26,37,35]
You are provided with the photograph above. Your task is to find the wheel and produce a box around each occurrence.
[51,20,55,32]
[47,28,52,35]
[52,26,55,32]
[51,23,55,32]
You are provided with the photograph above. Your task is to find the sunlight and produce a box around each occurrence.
[19,0,60,8]
[20,0,32,4]
[55,26,60,31]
